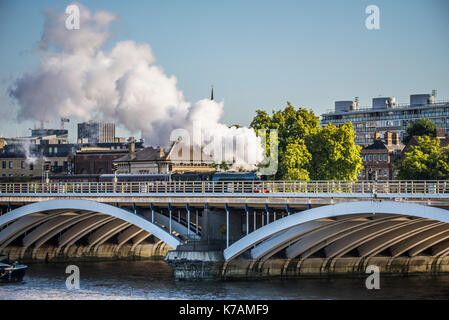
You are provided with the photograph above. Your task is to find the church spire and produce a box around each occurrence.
[211,85,214,101]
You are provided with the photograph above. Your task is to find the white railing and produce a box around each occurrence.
[0,180,448,195]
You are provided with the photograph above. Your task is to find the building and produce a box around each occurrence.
[70,142,143,174]
[321,92,449,146]
[359,132,404,180]
[31,129,68,142]
[113,139,216,174]
[77,122,115,144]
[0,143,74,178]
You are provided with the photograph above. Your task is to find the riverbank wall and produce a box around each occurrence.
[165,253,449,280]
[1,243,170,263]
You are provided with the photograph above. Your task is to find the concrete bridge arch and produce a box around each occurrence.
[224,201,449,262]
[0,199,183,253]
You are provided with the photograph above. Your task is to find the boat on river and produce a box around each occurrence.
[0,256,27,282]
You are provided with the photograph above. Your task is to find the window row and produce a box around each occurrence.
[363,154,389,162]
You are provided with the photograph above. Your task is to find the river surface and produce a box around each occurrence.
[1,260,449,299]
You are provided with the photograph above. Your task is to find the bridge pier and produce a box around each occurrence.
[165,206,245,280]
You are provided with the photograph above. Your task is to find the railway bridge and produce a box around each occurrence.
[1,180,449,279]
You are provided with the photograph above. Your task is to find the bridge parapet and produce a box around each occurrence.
[1,180,448,196]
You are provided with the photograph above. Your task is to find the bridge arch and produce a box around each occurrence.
[223,201,449,261]
[0,199,182,250]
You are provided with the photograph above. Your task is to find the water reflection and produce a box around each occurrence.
[1,260,449,300]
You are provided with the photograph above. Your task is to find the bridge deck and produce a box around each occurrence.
[1,180,448,209]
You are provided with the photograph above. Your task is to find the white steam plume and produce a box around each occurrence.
[9,3,264,168]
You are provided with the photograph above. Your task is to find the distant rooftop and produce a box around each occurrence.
[323,92,448,115]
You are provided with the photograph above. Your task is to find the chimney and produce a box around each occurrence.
[128,137,136,160]
[159,147,165,158]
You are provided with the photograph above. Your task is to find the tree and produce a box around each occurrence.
[250,102,319,152]
[305,123,363,180]
[403,118,436,144]
[396,136,449,180]
[280,140,311,180]
[250,102,362,180]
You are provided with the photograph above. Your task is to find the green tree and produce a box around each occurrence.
[250,103,362,180]
[250,102,319,151]
[305,123,363,180]
[403,118,436,144]
[396,136,449,180]
[280,139,311,180]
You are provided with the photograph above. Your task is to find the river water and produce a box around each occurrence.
[1,260,449,300]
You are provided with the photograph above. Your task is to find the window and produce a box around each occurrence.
[8,161,12,169]
[2,161,5,169]
[29,163,34,171]
[21,161,25,169]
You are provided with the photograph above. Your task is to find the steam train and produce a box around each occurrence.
[0,171,264,183]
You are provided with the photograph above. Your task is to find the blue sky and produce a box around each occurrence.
[0,0,448,140]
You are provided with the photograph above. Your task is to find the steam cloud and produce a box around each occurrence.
[9,3,264,169]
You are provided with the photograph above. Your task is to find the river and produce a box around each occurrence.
[1,260,449,299]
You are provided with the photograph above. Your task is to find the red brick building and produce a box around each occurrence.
[71,148,130,174]
[358,132,404,180]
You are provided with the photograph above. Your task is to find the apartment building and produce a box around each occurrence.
[321,92,449,146]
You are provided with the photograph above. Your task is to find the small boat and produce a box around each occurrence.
[0,260,27,283]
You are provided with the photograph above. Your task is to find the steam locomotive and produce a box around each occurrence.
[0,171,264,183]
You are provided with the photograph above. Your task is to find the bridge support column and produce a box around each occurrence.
[196,210,199,234]
[225,203,229,248]
[149,203,155,223]
[165,205,245,280]
[265,203,270,224]
[244,204,249,235]
[253,211,256,232]
[168,203,172,234]
[186,203,191,239]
